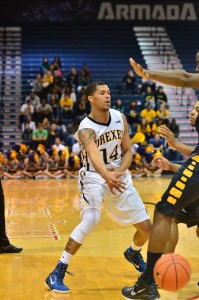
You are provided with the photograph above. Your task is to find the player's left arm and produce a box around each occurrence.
[116,115,132,172]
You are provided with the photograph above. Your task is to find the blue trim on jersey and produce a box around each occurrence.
[83,193,89,204]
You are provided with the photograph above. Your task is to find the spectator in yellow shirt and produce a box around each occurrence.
[60,95,74,119]
[156,103,169,125]
[140,103,156,124]
[137,118,151,140]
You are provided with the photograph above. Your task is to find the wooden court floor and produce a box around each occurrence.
[0,177,198,300]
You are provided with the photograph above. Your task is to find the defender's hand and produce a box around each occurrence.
[158,125,177,149]
[129,58,149,80]
[152,156,171,170]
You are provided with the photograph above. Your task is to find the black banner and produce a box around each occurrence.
[1,0,199,23]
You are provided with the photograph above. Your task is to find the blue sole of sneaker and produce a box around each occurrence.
[45,282,70,294]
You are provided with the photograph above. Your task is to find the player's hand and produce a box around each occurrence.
[0,162,4,177]
[152,156,171,170]
[129,58,149,80]
[102,171,126,195]
[158,125,177,149]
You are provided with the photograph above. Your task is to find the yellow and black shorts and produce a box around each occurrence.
[156,153,199,223]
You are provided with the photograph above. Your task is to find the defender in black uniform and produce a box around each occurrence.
[122,58,199,299]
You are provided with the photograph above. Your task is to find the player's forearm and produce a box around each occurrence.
[148,70,193,87]
[118,150,132,172]
[88,150,108,177]
[172,140,194,156]
[168,163,181,172]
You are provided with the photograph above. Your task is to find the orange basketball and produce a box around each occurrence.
[153,253,191,291]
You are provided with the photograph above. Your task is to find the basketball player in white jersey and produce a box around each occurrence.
[45,81,152,293]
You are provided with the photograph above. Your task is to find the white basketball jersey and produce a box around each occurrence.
[75,109,124,172]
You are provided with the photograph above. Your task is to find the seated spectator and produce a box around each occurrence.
[140,103,156,124]
[19,99,34,125]
[64,118,80,150]
[3,150,22,179]
[77,69,90,93]
[47,86,60,103]
[47,123,63,148]
[113,99,125,114]
[32,74,43,96]
[52,137,66,151]
[144,86,155,109]
[22,149,43,179]
[73,94,90,121]
[53,70,63,89]
[53,57,62,76]
[120,70,137,94]
[40,57,49,74]
[168,118,180,138]
[53,57,62,69]
[25,92,40,122]
[156,103,169,125]
[137,118,151,140]
[22,115,36,143]
[36,99,53,122]
[140,78,156,94]
[127,100,141,126]
[59,94,74,120]
[66,152,80,175]
[61,82,76,103]
[155,86,168,109]
[82,64,92,79]
[151,118,164,136]
[66,67,79,91]
[149,133,164,154]
[72,141,81,157]
[32,123,48,150]
[42,117,51,131]
[42,70,54,95]
[48,94,60,121]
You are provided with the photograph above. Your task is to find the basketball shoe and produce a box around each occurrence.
[124,247,146,274]
[122,276,160,300]
[45,262,70,293]
[0,244,23,253]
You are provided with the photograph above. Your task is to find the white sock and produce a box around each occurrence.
[59,250,73,265]
[131,242,142,251]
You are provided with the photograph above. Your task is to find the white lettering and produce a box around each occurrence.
[130,5,150,20]
[97,2,115,20]
[116,5,129,20]
[97,2,197,21]
[152,5,166,20]
[167,5,179,20]
[180,3,197,20]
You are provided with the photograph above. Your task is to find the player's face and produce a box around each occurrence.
[190,101,199,126]
[91,85,111,111]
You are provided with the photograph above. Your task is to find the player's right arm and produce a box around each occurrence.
[158,125,194,157]
[129,58,199,89]
[78,128,126,194]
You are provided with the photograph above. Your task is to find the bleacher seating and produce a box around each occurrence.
[21,23,146,111]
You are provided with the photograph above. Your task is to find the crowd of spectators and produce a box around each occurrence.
[0,59,182,180]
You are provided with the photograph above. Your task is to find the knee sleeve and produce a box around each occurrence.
[70,209,100,244]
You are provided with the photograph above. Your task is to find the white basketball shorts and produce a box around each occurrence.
[78,167,149,226]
